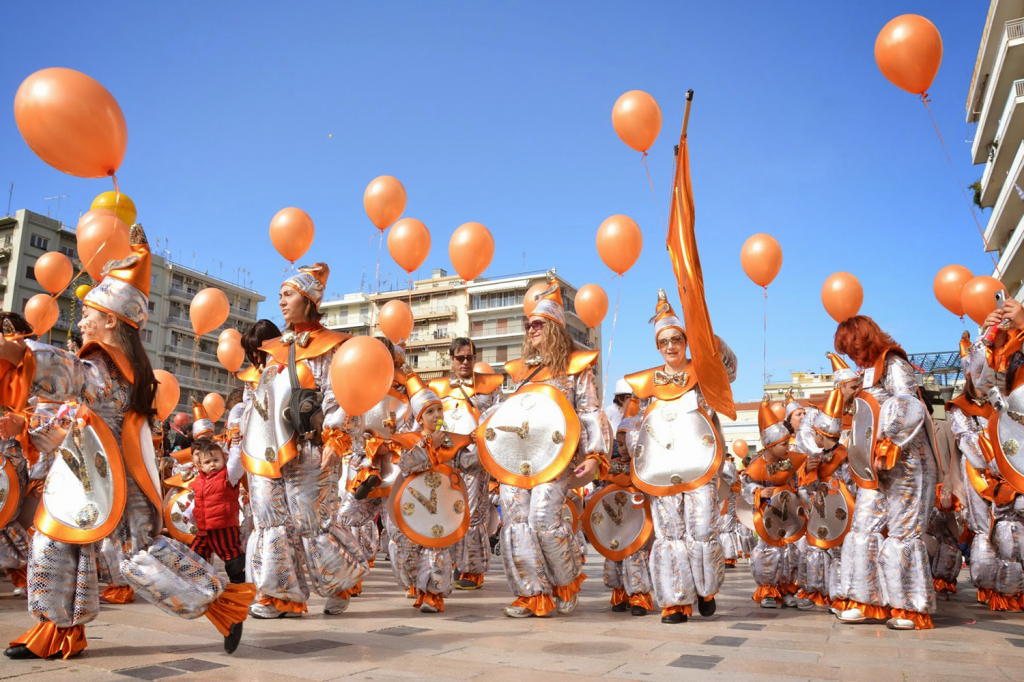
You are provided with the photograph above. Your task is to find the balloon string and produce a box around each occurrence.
[192,335,201,405]
[642,152,667,229]
[921,95,1001,276]
[375,232,384,294]
[762,286,768,386]
[602,280,622,403]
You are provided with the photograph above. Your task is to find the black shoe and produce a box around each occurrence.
[661,611,687,624]
[353,475,381,501]
[725,562,737,569]
[224,622,243,655]
[698,596,716,617]
[630,605,648,617]
[611,602,629,612]
[4,645,39,660]
[225,556,247,585]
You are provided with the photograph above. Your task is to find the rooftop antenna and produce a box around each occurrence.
[43,195,68,221]
[6,182,12,217]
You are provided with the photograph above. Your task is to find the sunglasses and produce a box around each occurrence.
[452,354,475,363]
[657,335,686,349]
[527,320,547,332]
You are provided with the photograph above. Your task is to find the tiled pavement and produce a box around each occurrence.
[1,550,1023,681]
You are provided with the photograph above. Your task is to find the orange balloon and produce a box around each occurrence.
[933,265,973,317]
[217,340,244,373]
[153,370,180,421]
[218,328,242,344]
[77,209,131,280]
[821,272,863,323]
[596,215,643,275]
[575,284,608,328]
[364,176,407,231]
[961,275,1007,326]
[379,300,414,344]
[13,68,127,178]
[740,233,783,287]
[34,252,74,295]
[387,218,431,274]
[449,222,494,281]
[203,393,225,423]
[732,439,749,458]
[523,282,548,317]
[24,294,59,336]
[875,15,943,95]
[330,337,396,416]
[611,90,662,153]
[474,362,495,375]
[269,207,314,263]
[190,288,230,336]
[770,402,786,420]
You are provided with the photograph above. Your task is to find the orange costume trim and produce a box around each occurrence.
[610,587,628,606]
[458,572,484,586]
[257,595,308,614]
[9,567,26,588]
[977,587,1022,611]
[630,592,654,611]
[9,621,86,659]
[503,350,599,384]
[552,573,586,603]
[101,585,135,604]
[413,590,445,612]
[511,594,556,617]
[752,584,783,602]
[661,604,693,618]
[624,365,699,402]
[336,583,361,600]
[796,589,828,607]
[832,598,891,620]
[890,608,934,630]
[205,583,256,637]
[933,579,957,594]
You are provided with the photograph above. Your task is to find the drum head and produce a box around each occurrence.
[582,485,653,561]
[630,400,722,495]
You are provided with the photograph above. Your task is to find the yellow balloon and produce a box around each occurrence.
[91,191,137,226]
[75,284,92,300]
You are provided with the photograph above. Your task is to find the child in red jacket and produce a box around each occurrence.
[188,437,246,585]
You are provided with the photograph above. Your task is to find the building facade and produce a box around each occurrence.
[320,269,602,391]
[0,208,264,420]
[967,2,1024,296]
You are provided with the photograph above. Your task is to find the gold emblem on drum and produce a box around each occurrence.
[423,472,443,489]
[0,488,6,507]
[670,475,683,485]
[701,434,714,447]
[265,446,277,463]
[431,524,444,538]
[520,395,537,410]
[171,512,182,524]
[835,507,847,521]
[1004,439,1020,456]
[609,539,620,549]
[864,427,872,441]
[485,428,496,441]
[519,462,532,475]
[75,504,100,528]
[818,526,829,539]
[632,444,644,459]
[453,499,465,514]
[592,511,605,525]
[188,525,197,535]
[402,502,415,516]
[552,430,564,444]
[94,452,108,478]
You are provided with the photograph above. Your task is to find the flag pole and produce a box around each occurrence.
[681,89,694,138]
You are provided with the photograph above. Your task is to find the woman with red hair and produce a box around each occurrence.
[831,315,938,630]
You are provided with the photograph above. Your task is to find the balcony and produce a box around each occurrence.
[981,79,1024,207]
[175,374,229,396]
[471,321,525,340]
[167,285,195,303]
[406,331,455,349]
[985,142,1024,253]
[971,17,1024,161]
[162,344,222,367]
[414,305,457,321]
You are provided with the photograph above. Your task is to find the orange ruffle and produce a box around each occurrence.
[661,604,693,617]
[345,465,391,499]
[367,558,375,569]
[101,585,135,604]
[407,586,417,597]
[630,592,654,611]
[511,594,556,617]
[458,573,484,586]
[780,582,799,595]
[258,595,308,614]
[413,590,445,612]
[610,587,628,606]
[832,598,891,620]
[25,479,44,499]
[552,573,587,602]
[9,567,27,588]
[752,584,783,602]
[933,579,957,595]
[890,608,934,630]
[336,582,362,600]
[724,558,737,566]
[978,588,1023,611]
[206,583,256,637]
[797,589,828,606]
[10,621,86,659]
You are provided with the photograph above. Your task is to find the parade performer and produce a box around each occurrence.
[928,413,962,600]
[241,263,364,619]
[833,315,938,630]
[0,406,31,599]
[2,226,253,659]
[957,307,1024,611]
[476,271,609,618]
[389,373,474,612]
[717,453,745,568]
[428,337,504,590]
[741,396,810,609]
[594,417,654,616]
[624,290,735,623]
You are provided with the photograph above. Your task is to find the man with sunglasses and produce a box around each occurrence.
[429,338,505,590]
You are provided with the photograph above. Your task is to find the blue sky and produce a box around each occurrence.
[1,1,995,401]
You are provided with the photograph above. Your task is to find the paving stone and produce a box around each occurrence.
[116,665,186,681]
[163,658,228,672]
[369,626,430,636]
[704,636,748,647]
[729,623,766,631]
[267,638,351,654]
[667,654,723,670]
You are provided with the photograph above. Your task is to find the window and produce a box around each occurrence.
[496,318,508,334]
[141,328,153,343]
[25,265,36,281]
[29,234,49,250]
[496,346,508,362]
[148,301,156,312]
[59,246,75,258]
[471,320,483,334]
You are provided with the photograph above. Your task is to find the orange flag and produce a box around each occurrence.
[665,94,736,420]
